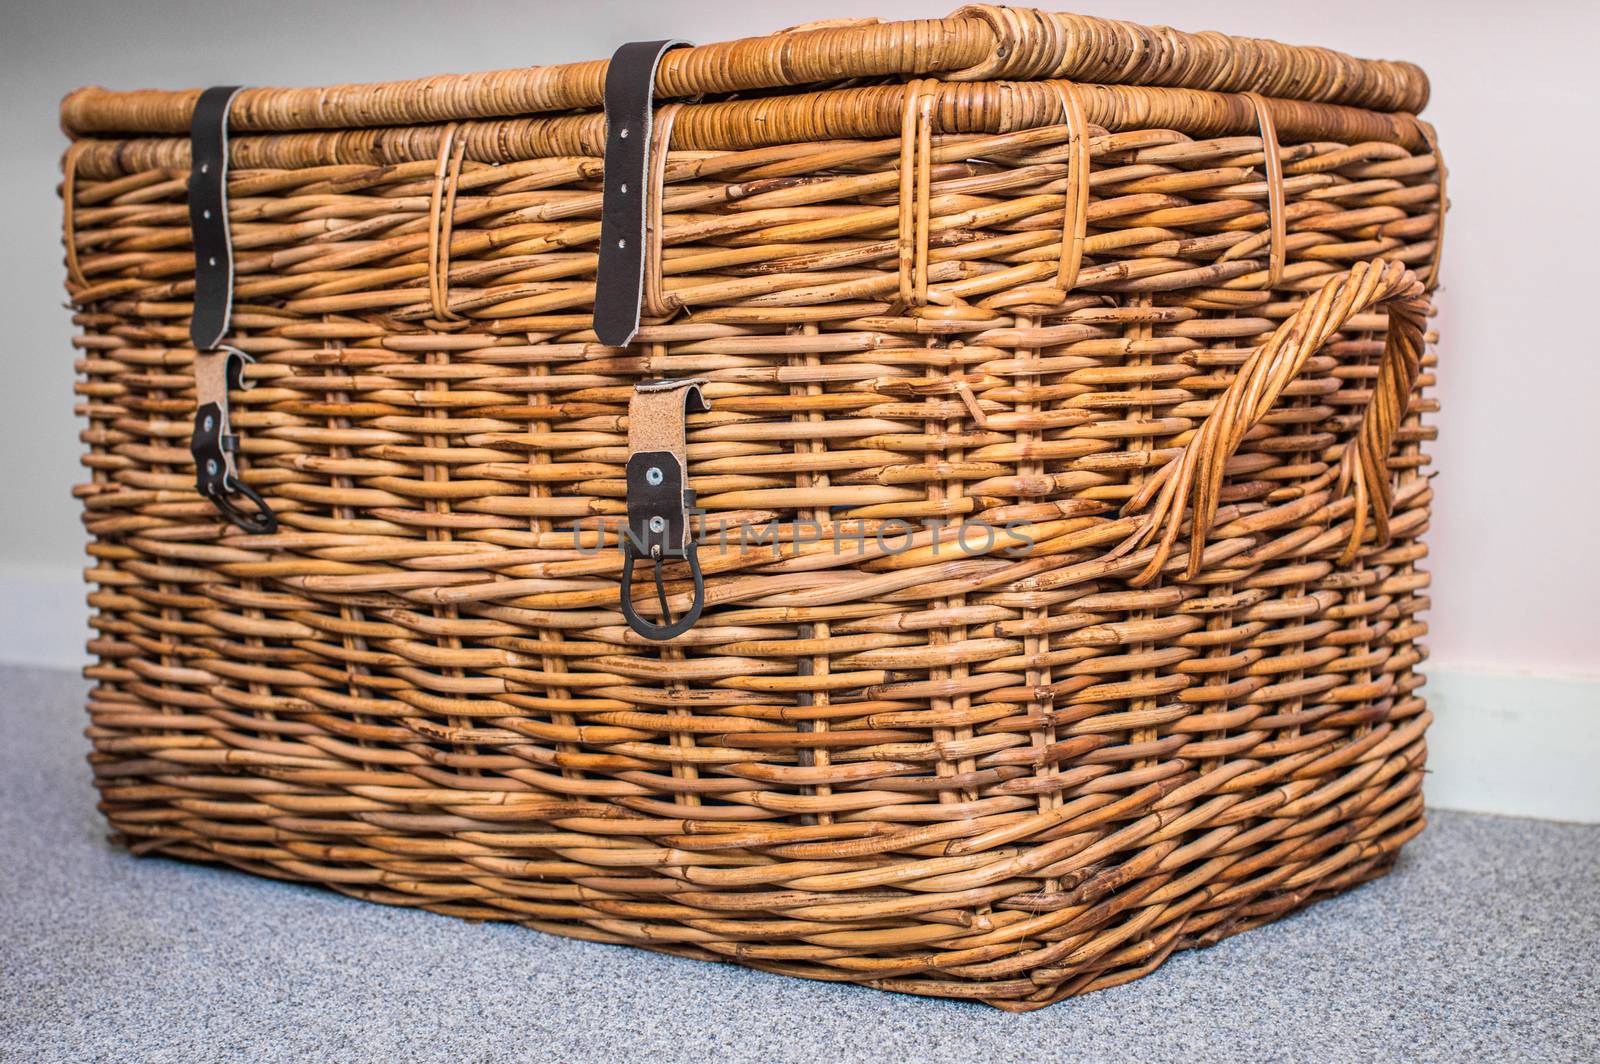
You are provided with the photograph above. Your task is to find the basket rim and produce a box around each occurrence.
[59,5,1430,140]
[60,79,1435,182]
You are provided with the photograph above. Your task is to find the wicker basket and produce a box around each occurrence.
[59,6,1443,1010]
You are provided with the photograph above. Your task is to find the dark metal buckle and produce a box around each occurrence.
[619,448,704,640]
[619,534,706,642]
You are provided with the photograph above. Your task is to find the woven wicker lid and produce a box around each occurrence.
[60,5,1429,138]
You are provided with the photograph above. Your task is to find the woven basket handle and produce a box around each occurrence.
[1111,259,1428,586]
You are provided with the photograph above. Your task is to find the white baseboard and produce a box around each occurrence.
[1,565,1594,822]
[1421,667,1598,823]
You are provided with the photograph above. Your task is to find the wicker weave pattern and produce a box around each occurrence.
[61,13,1441,1011]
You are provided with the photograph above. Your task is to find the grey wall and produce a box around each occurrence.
[3,0,1598,675]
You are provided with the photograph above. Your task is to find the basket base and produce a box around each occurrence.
[107,816,1419,1011]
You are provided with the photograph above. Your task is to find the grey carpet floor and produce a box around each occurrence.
[1,665,1595,1064]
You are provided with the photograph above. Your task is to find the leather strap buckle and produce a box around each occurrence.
[190,347,276,535]
[620,379,708,640]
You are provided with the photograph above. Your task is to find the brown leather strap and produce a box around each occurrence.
[594,40,691,347]
[187,86,277,534]
[193,349,232,412]
[629,378,702,471]
[189,86,242,351]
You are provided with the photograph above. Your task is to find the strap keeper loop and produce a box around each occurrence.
[896,79,939,309]
[1244,91,1287,291]
[1048,80,1090,294]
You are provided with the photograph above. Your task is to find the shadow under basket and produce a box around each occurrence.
[60,5,1442,1010]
